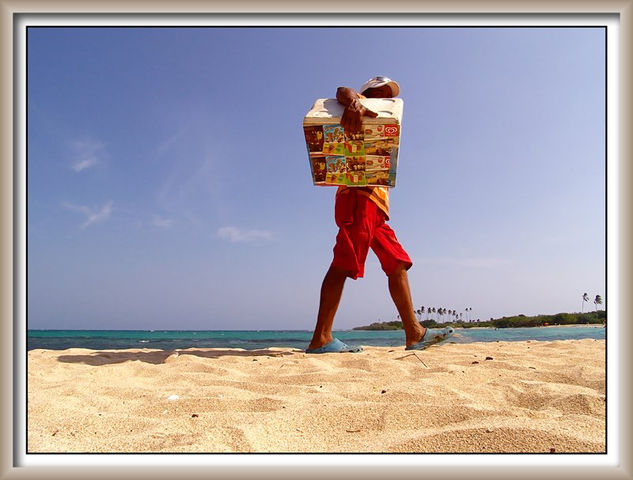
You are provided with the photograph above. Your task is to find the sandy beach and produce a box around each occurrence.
[27,339,606,453]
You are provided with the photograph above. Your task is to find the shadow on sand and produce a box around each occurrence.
[55,348,300,366]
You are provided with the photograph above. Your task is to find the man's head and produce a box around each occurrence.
[360,76,400,98]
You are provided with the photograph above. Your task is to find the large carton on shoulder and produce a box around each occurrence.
[303,98,403,188]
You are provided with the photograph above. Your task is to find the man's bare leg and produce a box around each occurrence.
[387,263,426,347]
[308,265,349,350]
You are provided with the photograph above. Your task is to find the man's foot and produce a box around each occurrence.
[405,327,455,350]
[306,338,363,354]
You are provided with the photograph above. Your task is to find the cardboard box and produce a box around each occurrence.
[303,98,403,187]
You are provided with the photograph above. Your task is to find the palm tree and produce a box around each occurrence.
[594,295,603,311]
[582,293,589,313]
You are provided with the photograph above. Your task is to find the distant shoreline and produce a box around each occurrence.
[463,324,605,330]
[354,311,606,331]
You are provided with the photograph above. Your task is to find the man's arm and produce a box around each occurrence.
[336,86,378,134]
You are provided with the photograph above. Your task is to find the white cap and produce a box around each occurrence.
[359,76,400,97]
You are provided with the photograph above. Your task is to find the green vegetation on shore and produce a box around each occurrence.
[353,310,606,330]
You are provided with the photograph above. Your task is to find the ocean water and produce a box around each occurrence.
[27,326,606,351]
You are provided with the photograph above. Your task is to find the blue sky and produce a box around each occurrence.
[27,26,606,330]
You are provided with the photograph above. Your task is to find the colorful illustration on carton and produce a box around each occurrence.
[310,155,327,184]
[325,155,347,185]
[304,121,400,187]
[345,156,367,186]
[304,125,324,152]
[344,140,365,156]
[322,124,345,155]
[365,155,392,186]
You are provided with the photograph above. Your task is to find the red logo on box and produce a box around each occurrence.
[384,125,399,136]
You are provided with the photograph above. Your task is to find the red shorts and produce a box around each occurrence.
[331,189,412,279]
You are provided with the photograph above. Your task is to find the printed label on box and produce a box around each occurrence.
[365,170,391,186]
[323,125,345,143]
[304,125,324,152]
[346,155,366,172]
[365,139,397,156]
[383,124,400,137]
[310,155,327,184]
[346,171,367,186]
[363,124,384,141]
[366,155,391,171]
[325,155,347,185]
[323,143,344,155]
[344,130,363,141]
[344,141,365,156]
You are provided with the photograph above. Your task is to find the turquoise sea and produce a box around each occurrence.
[27,326,606,351]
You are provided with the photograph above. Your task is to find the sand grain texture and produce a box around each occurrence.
[27,339,606,453]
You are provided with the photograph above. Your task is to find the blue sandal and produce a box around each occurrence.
[405,327,455,350]
[306,338,363,354]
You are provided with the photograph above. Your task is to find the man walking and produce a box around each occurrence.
[306,76,454,353]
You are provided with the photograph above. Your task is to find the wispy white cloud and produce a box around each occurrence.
[217,226,274,243]
[63,201,113,229]
[156,126,188,156]
[69,138,105,172]
[152,215,173,228]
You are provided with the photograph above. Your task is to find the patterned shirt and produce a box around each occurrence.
[336,186,390,219]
